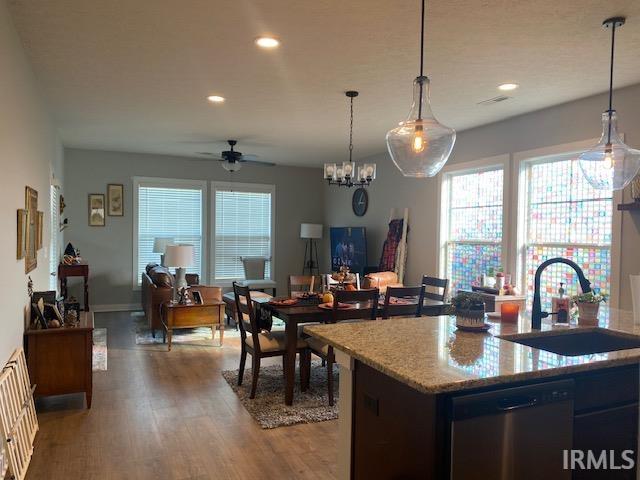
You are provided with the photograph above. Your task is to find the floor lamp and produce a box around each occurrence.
[301,223,322,276]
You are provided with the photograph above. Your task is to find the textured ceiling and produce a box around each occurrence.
[8,0,640,166]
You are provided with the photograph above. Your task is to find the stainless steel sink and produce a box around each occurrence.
[499,329,640,356]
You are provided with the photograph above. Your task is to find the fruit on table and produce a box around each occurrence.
[345,284,357,291]
[322,292,334,304]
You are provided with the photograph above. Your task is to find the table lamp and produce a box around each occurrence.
[300,223,322,276]
[153,237,174,266]
[164,244,194,301]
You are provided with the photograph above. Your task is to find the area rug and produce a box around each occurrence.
[133,316,286,346]
[93,328,107,371]
[222,361,338,429]
[134,316,241,346]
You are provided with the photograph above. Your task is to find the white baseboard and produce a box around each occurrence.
[91,303,141,313]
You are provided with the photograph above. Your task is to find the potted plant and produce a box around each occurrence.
[445,292,487,331]
[572,291,608,325]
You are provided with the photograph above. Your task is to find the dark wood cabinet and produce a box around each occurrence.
[574,403,638,479]
[25,312,94,408]
[572,365,638,480]
[352,361,639,480]
[352,362,441,479]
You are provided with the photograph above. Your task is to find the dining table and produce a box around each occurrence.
[256,296,450,405]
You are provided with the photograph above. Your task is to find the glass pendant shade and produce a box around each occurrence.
[222,161,241,172]
[386,76,456,177]
[578,111,640,190]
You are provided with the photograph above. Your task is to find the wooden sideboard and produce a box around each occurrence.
[25,311,94,408]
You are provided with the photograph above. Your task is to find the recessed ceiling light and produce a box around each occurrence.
[497,83,519,91]
[255,36,280,49]
[207,95,225,103]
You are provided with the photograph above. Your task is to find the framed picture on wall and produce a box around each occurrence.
[36,211,44,249]
[330,227,367,276]
[107,183,124,216]
[88,193,106,226]
[16,209,27,259]
[25,186,38,273]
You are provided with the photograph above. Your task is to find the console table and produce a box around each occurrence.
[160,301,225,351]
[58,262,90,311]
[25,311,94,408]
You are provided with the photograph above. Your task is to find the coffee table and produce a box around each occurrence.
[160,301,225,351]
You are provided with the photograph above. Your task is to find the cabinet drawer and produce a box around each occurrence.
[574,365,638,413]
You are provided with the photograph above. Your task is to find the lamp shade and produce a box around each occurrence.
[300,223,323,239]
[164,244,195,268]
[153,237,174,253]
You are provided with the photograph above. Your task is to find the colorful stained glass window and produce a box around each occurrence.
[445,168,504,293]
[524,158,612,309]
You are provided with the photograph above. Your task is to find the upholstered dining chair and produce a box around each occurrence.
[381,285,426,319]
[240,257,277,296]
[288,275,321,298]
[421,275,449,316]
[304,288,379,406]
[233,282,309,399]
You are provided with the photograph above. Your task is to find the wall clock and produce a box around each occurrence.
[352,188,368,217]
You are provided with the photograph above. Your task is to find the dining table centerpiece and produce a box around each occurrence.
[331,266,357,290]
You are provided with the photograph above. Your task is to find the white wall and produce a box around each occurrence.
[0,0,62,363]
[324,83,640,311]
[63,148,325,308]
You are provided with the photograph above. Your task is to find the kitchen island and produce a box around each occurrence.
[305,309,640,479]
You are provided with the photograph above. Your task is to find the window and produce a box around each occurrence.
[133,178,205,286]
[212,182,274,283]
[520,156,613,307]
[49,185,59,290]
[440,165,505,293]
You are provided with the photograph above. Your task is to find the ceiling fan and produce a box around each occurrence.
[196,140,275,172]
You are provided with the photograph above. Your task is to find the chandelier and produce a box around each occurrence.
[324,91,376,187]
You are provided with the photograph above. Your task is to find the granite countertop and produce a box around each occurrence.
[303,308,640,394]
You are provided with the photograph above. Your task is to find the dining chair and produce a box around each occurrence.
[288,275,321,298]
[305,288,379,406]
[233,282,309,399]
[421,275,449,316]
[381,285,426,319]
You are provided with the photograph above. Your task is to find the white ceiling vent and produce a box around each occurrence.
[477,95,511,106]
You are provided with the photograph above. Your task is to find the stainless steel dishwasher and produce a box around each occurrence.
[449,379,574,480]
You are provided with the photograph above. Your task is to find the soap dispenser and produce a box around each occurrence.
[552,282,570,324]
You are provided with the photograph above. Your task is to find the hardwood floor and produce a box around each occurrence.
[26,312,337,479]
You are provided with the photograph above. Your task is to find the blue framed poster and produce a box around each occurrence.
[330,227,367,275]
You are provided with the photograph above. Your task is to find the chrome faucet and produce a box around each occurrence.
[531,257,592,329]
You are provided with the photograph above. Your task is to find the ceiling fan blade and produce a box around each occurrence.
[240,159,276,167]
[238,154,259,161]
[193,152,225,160]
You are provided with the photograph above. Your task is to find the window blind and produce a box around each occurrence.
[49,186,59,290]
[136,185,203,284]
[214,188,272,280]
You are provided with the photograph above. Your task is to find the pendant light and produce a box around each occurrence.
[385,0,455,177]
[324,91,376,187]
[579,17,640,191]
